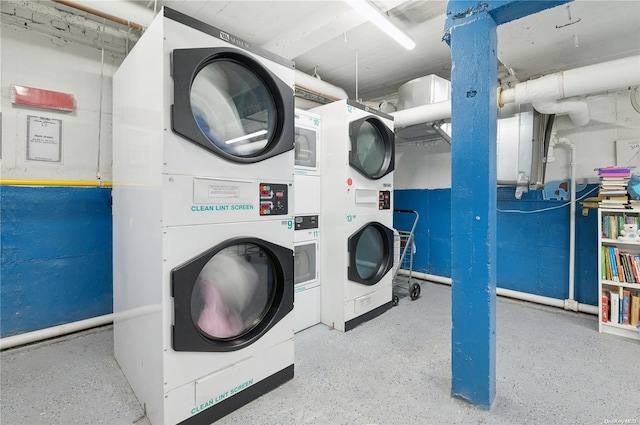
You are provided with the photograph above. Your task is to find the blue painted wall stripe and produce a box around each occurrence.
[1,186,113,337]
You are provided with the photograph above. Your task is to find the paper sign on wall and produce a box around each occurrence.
[615,139,640,170]
[27,115,62,163]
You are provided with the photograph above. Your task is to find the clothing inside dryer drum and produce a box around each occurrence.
[355,226,384,280]
[190,60,276,157]
[356,121,386,176]
[191,244,275,339]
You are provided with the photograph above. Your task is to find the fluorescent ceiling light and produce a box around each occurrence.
[345,0,416,50]
[225,130,268,145]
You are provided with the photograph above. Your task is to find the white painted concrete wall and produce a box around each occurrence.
[1,23,124,182]
[394,89,640,190]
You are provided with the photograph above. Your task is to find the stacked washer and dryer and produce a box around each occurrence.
[293,109,322,333]
[312,99,396,332]
[113,8,295,425]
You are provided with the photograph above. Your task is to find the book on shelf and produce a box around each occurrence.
[610,290,620,324]
[632,255,640,281]
[602,294,609,323]
[631,294,640,327]
[622,255,635,283]
[615,247,624,283]
[621,289,631,325]
[608,247,619,282]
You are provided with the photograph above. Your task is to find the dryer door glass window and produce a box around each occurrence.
[294,126,317,169]
[355,121,386,177]
[190,60,276,157]
[190,243,276,340]
[355,226,385,280]
[294,242,317,285]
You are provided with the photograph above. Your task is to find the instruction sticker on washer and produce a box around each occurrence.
[193,178,245,203]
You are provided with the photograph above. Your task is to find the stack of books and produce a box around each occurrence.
[598,166,631,208]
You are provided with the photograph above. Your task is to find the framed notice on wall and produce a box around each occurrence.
[27,115,62,162]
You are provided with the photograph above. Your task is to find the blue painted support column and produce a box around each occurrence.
[444,0,572,410]
[448,11,498,410]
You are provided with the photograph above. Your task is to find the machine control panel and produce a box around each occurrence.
[295,215,318,230]
[259,183,288,216]
[378,190,391,210]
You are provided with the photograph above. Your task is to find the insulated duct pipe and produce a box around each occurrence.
[532,100,590,127]
[397,269,598,315]
[500,55,640,105]
[294,70,349,102]
[392,56,640,130]
[390,100,452,129]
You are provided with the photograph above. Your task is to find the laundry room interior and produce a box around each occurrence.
[1,1,639,424]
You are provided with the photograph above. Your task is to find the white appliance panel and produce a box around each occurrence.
[294,108,321,176]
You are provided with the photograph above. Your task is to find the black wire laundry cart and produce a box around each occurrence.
[392,209,420,306]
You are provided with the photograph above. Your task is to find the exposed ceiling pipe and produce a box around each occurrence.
[532,99,590,127]
[295,69,349,102]
[499,55,640,126]
[393,55,640,130]
[391,100,451,129]
[51,0,154,31]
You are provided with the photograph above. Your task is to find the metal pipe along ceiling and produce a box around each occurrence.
[393,55,640,130]
[500,55,640,105]
[51,0,152,30]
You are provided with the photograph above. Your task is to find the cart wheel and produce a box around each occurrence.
[392,294,399,306]
[410,283,421,300]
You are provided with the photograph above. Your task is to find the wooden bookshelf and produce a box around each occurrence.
[598,208,640,341]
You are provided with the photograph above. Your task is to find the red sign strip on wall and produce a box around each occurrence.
[11,85,75,112]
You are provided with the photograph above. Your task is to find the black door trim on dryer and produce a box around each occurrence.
[348,115,395,179]
[171,237,293,352]
[347,222,394,285]
[171,47,294,163]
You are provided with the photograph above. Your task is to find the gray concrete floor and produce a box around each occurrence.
[2,281,639,425]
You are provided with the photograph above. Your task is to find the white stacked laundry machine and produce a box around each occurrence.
[293,109,322,332]
[312,99,395,332]
[112,8,295,425]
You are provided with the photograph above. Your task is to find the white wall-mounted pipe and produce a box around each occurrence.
[500,55,640,106]
[532,100,590,127]
[0,314,113,351]
[391,100,451,129]
[552,136,579,311]
[397,269,597,314]
[295,70,349,102]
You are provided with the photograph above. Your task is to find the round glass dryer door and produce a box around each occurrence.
[172,48,294,163]
[348,222,394,285]
[349,116,395,179]
[190,244,275,340]
[171,238,294,352]
[191,61,274,157]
